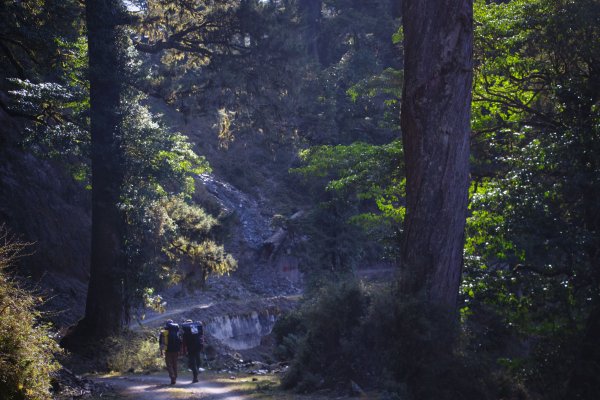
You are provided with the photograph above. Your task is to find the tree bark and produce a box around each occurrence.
[400,0,473,309]
[80,0,126,337]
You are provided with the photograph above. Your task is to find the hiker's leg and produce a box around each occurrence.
[196,352,203,371]
[191,351,200,381]
[165,352,176,381]
[172,353,178,380]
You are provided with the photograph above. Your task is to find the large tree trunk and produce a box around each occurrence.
[80,0,126,338]
[400,0,473,309]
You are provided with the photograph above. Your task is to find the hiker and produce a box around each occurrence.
[181,319,205,383]
[159,319,182,385]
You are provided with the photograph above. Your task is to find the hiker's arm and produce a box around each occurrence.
[158,332,165,356]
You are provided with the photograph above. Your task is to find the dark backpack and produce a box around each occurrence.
[182,322,204,350]
[165,323,181,352]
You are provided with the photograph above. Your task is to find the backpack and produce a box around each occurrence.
[182,322,204,350]
[165,322,182,352]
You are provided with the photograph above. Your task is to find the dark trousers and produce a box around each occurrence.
[187,351,201,379]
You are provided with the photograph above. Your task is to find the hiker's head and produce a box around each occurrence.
[165,319,173,327]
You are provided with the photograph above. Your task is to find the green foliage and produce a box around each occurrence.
[468,0,600,326]
[104,330,163,373]
[290,197,366,286]
[0,0,84,82]
[163,196,237,288]
[1,0,87,177]
[346,68,402,131]
[464,0,600,396]
[294,140,404,266]
[6,15,232,311]
[271,311,306,361]
[135,0,242,69]
[277,281,516,399]
[0,230,61,400]
[280,280,370,391]
[118,87,227,308]
[7,78,89,163]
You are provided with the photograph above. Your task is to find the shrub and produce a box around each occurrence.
[104,330,163,373]
[276,279,518,399]
[278,279,370,391]
[271,310,305,361]
[0,230,61,400]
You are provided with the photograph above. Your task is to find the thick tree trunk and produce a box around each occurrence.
[80,0,126,337]
[400,0,473,309]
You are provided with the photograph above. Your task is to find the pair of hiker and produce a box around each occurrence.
[159,319,205,384]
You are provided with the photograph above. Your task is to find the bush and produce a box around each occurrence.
[272,310,305,361]
[104,330,163,373]
[0,230,61,400]
[278,280,370,391]
[276,279,521,399]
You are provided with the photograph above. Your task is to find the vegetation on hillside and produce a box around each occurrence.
[0,229,60,400]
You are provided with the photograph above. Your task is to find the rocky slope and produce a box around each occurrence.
[0,106,90,327]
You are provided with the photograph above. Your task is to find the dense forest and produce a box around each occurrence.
[0,0,598,399]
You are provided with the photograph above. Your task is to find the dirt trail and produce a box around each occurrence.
[94,372,254,400]
[92,371,353,400]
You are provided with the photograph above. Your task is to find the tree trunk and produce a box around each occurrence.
[400,0,473,309]
[80,0,126,338]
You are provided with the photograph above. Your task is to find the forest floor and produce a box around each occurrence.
[87,371,360,400]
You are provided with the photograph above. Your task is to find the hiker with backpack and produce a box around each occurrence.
[181,319,205,383]
[159,319,182,385]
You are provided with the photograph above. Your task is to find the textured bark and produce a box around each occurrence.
[80,0,126,337]
[400,0,473,309]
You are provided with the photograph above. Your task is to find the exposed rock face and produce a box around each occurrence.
[0,108,90,326]
[205,310,278,350]
[196,173,303,294]
[140,296,298,351]
[198,173,273,251]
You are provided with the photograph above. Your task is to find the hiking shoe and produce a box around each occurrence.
[192,378,198,383]
[170,378,176,385]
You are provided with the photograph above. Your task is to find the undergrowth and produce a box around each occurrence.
[0,228,61,400]
[104,330,163,373]
[274,279,529,400]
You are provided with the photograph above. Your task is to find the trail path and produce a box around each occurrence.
[92,372,354,400]
[94,372,256,400]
